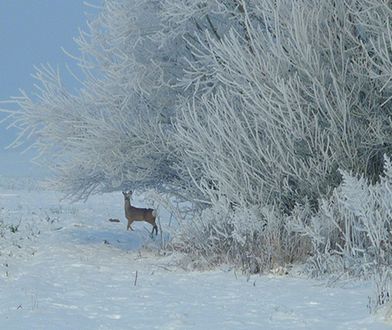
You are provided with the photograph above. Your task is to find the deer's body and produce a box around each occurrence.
[122,191,158,235]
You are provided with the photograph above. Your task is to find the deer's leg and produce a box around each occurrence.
[150,224,158,238]
[152,224,158,236]
[127,220,134,231]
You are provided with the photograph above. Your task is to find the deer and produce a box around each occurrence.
[122,191,158,236]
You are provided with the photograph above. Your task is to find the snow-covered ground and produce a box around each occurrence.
[0,183,391,330]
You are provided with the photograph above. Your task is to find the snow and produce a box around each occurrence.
[0,184,391,330]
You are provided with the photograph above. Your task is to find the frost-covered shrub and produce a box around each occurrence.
[287,156,392,316]
[292,155,392,277]
[368,268,392,315]
[172,197,309,272]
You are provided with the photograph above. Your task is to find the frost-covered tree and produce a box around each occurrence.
[2,0,259,200]
[174,0,392,213]
[4,1,179,199]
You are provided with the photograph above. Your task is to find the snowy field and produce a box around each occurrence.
[0,182,391,330]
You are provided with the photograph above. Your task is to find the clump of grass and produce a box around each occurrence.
[9,223,20,234]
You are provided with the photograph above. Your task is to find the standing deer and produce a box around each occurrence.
[122,191,158,236]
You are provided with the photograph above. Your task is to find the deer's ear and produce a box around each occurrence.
[129,190,133,195]
[122,191,126,196]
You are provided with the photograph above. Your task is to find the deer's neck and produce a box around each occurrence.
[124,199,132,211]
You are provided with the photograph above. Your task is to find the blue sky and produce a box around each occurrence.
[0,1,99,176]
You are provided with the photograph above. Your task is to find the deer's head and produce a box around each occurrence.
[122,190,133,201]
